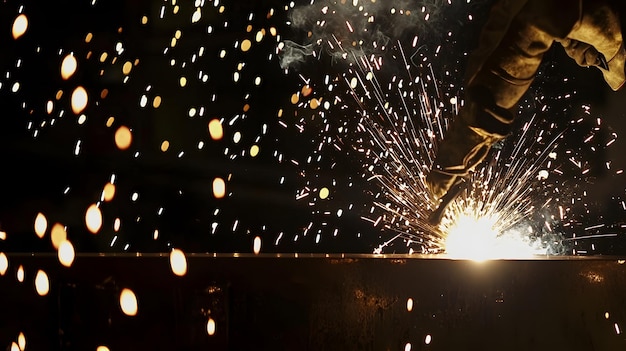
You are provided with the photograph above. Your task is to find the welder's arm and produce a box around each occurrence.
[426,0,625,206]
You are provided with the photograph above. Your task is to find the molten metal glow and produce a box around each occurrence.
[444,213,541,261]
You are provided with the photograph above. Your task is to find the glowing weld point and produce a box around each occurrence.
[444,214,540,261]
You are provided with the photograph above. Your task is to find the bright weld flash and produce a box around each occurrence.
[444,213,540,261]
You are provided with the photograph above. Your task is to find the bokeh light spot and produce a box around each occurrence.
[120,288,138,316]
[17,265,24,283]
[0,252,7,276]
[115,125,133,150]
[58,240,75,267]
[122,61,133,75]
[71,86,88,114]
[85,204,103,234]
[253,236,261,254]
[61,54,78,80]
[35,270,50,296]
[12,14,28,39]
[51,223,67,250]
[319,187,330,200]
[152,96,162,108]
[102,182,116,202]
[207,317,216,336]
[208,119,223,140]
[169,248,188,276]
[34,212,47,238]
[212,178,226,199]
[240,39,252,52]
[17,332,26,351]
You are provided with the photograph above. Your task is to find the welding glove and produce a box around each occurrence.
[427,0,626,200]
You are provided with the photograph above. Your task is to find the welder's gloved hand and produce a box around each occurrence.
[558,37,626,90]
[558,38,606,67]
[426,88,511,200]
[557,0,626,91]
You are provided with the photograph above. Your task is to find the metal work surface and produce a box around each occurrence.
[1,254,626,350]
